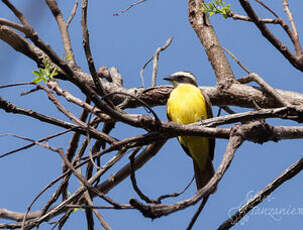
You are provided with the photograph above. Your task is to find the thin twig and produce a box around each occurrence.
[62,102,90,199]
[254,0,279,18]
[95,140,166,194]
[254,0,301,55]
[81,0,107,100]
[67,0,79,27]
[139,56,152,88]
[239,0,303,71]
[113,0,147,16]
[282,0,302,56]
[86,109,101,170]
[2,137,125,225]
[228,12,279,24]
[4,1,149,131]
[76,158,111,230]
[2,0,33,32]
[65,204,132,209]
[221,106,236,115]
[56,147,122,207]
[223,48,289,107]
[152,37,173,87]
[46,80,111,122]
[186,195,210,230]
[3,0,76,77]
[41,82,117,144]
[29,149,129,228]
[156,176,194,203]
[38,142,164,224]
[56,209,73,230]
[129,147,159,204]
[0,81,33,89]
[20,86,40,96]
[0,129,72,159]
[86,195,112,230]
[45,0,76,64]
[103,91,161,124]
[16,138,126,228]
[0,96,85,132]
[140,37,173,88]
[237,73,290,107]
[223,47,250,74]
[46,137,90,212]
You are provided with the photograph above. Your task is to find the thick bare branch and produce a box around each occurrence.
[2,23,303,110]
[188,0,235,86]
[0,26,42,63]
[0,209,41,222]
[0,17,25,32]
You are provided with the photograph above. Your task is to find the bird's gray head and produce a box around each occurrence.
[163,71,198,87]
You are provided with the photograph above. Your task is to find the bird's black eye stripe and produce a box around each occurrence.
[177,75,185,81]
[174,75,197,86]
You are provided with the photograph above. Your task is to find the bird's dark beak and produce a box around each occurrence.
[163,76,172,82]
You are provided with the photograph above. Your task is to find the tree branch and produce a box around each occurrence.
[218,157,303,230]
[188,0,235,86]
[45,0,77,65]
[113,0,147,16]
[130,125,243,218]
[239,0,303,71]
[67,0,79,27]
[151,37,173,87]
[282,0,301,56]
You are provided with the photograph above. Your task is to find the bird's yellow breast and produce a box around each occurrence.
[167,83,209,170]
[167,84,208,124]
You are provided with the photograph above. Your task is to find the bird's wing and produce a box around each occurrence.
[200,89,215,161]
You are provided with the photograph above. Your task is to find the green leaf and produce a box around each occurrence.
[40,68,47,77]
[209,3,214,10]
[65,54,72,60]
[49,69,58,79]
[33,76,42,83]
[45,68,51,76]
[200,0,232,18]
[41,76,48,83]
[32,56,59,83]
[32,70,41,77]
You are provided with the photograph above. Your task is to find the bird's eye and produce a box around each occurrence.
[178,76,185,81]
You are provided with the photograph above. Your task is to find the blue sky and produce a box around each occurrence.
[1,1,303,229]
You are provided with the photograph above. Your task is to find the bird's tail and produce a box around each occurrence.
[193,158,216,192]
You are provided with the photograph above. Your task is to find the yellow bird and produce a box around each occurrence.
[164,71,215,190]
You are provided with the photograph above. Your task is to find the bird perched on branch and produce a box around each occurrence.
[164,71,215,190]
